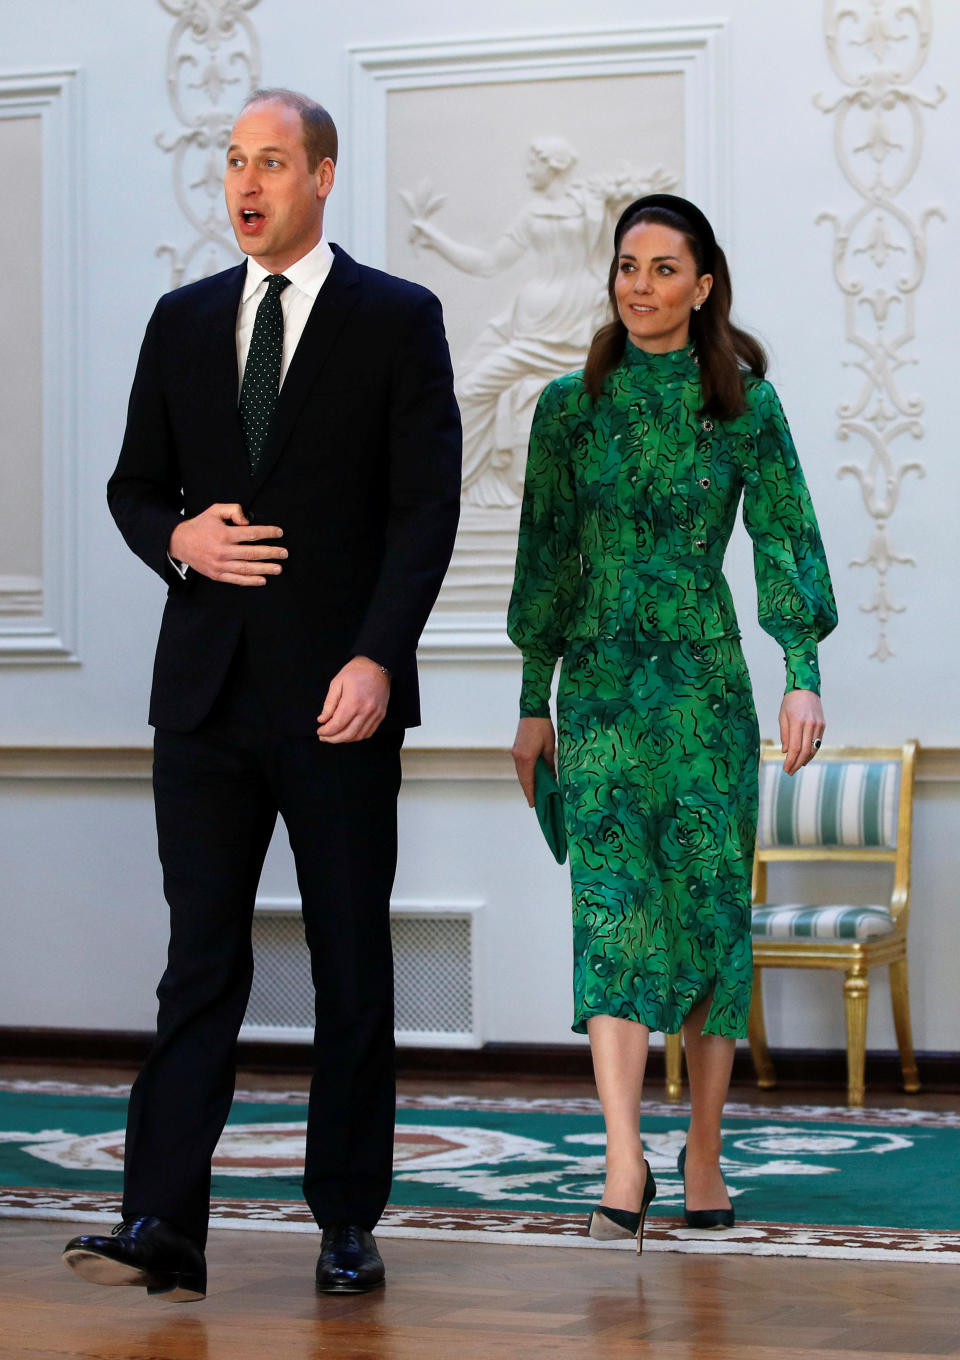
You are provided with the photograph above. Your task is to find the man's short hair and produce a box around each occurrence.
[242,88,338,170]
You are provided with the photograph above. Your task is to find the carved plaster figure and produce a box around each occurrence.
[406,139,676,508]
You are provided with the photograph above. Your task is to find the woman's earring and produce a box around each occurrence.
[693,303,702,312]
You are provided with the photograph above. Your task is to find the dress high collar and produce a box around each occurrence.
[622,340,697,381]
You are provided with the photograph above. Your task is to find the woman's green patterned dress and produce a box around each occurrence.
[508,342,837,1037]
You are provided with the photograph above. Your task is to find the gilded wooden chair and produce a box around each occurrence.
[663,740,920,1107]
[750,739,920,1106]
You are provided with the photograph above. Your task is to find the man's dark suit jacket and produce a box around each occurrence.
[107,244,462,734]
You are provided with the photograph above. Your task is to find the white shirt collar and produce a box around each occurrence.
[241,235,335,302]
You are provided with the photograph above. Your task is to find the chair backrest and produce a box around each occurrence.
[754,742,918,921]
[758,754,900,850]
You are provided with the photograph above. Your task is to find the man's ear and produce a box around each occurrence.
[316,158,335,202]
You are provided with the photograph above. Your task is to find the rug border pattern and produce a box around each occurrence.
[1,1079,958,1129]
[2,1187,959,1264]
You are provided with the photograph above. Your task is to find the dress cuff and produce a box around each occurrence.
[519,647,557,718]
[784,639,821,695]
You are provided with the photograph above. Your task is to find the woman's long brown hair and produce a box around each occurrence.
[583,205,766,419]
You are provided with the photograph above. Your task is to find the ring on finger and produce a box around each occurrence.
[813,738,822,750]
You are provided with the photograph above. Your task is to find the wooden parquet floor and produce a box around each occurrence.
[3,1218,959,1360]
[1,1066,958,1359]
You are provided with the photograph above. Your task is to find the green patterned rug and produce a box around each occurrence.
[1,1080,957,1263]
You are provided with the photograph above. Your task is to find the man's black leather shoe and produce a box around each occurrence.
[62,1216,206,1301]
[315,1224,385,1293]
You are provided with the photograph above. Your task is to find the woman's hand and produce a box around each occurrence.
[779,689,825,776]
[512,717,556,807]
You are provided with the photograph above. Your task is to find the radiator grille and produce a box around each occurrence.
[245,913,314,1033]
[242,908,477,1046]
[393,913,473,1036]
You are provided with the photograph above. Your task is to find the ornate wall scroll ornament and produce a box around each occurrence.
[816,0,944,661]
[156,0,262,288]
[403,142,676,511]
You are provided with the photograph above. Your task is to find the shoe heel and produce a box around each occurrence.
[146,1267,206,1302]
[636,1202,651,1255]
[636,1159,657,1256]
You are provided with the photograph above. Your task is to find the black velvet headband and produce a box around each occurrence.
[614,193,717,274]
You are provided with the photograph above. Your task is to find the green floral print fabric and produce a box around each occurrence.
[507,342,837,718]
[558,636,759,1036]
[508,342,837,1038]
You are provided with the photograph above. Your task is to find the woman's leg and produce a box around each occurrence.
[587,1014,650,1209]
[680,996,735,1210]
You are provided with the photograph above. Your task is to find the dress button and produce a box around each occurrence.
[628,469,639,484]
[695,539,707,550]
[701,419,714,432]
[699,477,711,489]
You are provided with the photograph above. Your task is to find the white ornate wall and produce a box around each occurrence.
[1,0,957,1063]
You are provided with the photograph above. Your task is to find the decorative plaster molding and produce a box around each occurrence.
[816,1,945,661]
[2,746,958,782]
[0,578,43,618]
[155,0,262,287]
[0,70,80,664]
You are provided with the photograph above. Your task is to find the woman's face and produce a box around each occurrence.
[613,221,712,354]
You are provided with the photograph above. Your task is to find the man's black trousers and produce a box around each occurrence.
[121,669,403,1248]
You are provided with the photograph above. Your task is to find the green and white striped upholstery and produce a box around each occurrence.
[751,904,896,941]
[757,759,900,850]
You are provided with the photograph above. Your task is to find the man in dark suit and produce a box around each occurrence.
[62,88,461,1300]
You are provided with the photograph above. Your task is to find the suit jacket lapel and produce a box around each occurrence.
[197,263,247,469]
[247,246,361,496]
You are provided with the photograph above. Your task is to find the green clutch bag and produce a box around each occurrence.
[534,756,567,864]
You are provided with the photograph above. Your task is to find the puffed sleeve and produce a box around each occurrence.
[742,381,838,694]
[507,381,581,717]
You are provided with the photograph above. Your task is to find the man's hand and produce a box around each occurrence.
[511,716,556,807]
[317,657,391,744]
[779,688,826,776]
[169,503,286,585]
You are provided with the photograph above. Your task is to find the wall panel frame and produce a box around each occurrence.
[0,69,81,663]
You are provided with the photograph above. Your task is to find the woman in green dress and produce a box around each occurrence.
[508,194,837,1250]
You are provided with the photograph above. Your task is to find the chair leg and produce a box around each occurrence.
[664,1032,683,1102]
[748,968,777,1089]
[843,968,869,1107]
[889,957,921,1093]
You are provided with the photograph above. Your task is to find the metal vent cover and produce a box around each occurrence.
[242,906,478,1047]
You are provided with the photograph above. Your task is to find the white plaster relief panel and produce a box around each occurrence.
[350,26,728,655]
[402,144,676,514]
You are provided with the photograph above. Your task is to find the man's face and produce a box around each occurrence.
[225,100,334,273]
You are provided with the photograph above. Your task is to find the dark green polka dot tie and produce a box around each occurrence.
[240,273,291,472]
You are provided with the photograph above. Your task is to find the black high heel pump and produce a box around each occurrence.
[677,1145,735,1229]
[587,1159,658,1253]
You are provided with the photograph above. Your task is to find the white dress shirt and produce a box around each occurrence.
[169,235,335,578]
[236,234,335,389]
